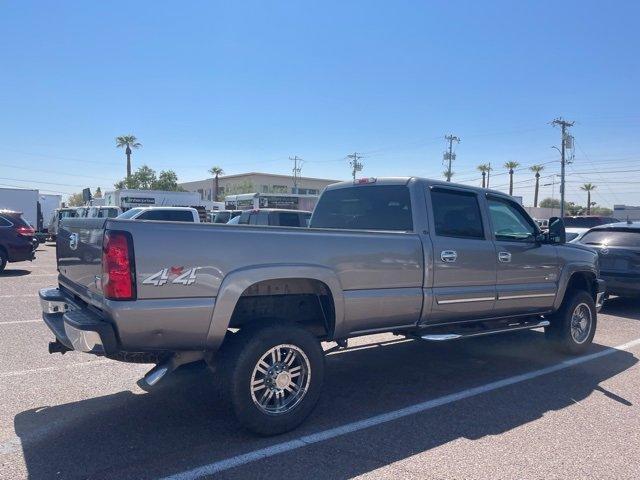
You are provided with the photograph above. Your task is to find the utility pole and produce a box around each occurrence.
[486,162,492,188]
[551,118,574,218]
[443,134,460,182]
[289,156,303,194]
[347,152,364,181]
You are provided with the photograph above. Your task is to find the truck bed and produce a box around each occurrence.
[56,219,425,349]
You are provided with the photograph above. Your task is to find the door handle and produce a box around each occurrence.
[498,251,512,263]
[441,250,458,263]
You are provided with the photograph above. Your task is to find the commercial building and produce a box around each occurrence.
[179,172,341,207]
[614,205,640,221]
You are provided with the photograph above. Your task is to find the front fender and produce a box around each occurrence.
[204,264,345,351]
[553,262,598,310]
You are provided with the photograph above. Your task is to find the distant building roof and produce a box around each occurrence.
[180,172,341,184]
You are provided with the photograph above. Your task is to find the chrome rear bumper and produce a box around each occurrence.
[39,287,118,355]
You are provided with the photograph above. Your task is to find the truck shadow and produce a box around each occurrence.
[14,332,637,479]
[601,296,640,321]
[0,269,32,277]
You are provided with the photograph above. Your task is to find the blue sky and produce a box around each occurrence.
[0,0,639,207]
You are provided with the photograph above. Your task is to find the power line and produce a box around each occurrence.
[551,117,574,217]
[347,152,364,181]
[443,134,460,182]
[289,155,303,193]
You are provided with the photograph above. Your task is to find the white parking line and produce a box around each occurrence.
[0,294,37,298]
[2,273,58,277]
[161,337,640,480]
[0,319,42,325]
[0,359,111,379]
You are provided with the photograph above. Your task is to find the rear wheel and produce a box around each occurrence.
[218,321,324,435]
[545,290,597,354]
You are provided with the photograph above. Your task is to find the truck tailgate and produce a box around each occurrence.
[57,218,107,297]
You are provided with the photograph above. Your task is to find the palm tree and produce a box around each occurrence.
[486,163,493,188]
[477,164,490,188]
[529,164,544,207]
[208,166,224,202]
[504,161,520,196]
[581,183,597,214]
[116,135,142,179]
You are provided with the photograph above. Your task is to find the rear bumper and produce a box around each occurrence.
[7,240,36,262]
[39,287,119,355]
[595,278,606,311]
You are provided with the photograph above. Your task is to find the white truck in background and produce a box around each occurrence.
[38,194,62,232]
[103,189,201,210]
[0,187,39,227]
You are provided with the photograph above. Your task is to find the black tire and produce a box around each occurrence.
[545,290,597,354]
[0,249,7,273]
[218,321,325,436]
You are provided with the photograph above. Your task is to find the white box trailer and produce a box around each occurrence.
[0,187,39,227]
[38,194,62,231]
[224,193,319,212]
[104,189,202,210]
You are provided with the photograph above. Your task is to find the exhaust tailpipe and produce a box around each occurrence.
[49,340,72,354]
[139,351,205,389]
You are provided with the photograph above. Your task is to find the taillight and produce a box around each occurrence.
[102,230,136,300]
[16,226,35,236]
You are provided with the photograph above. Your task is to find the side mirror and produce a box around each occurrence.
[547,216,566,244]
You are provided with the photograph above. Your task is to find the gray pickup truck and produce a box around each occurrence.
[40,177,605,435]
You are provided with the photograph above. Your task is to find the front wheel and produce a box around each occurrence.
[545,290,597,354]
[218,321,325,435]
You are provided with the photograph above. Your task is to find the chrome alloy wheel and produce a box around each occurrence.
[570,302,592,344]
[250,344,311,415]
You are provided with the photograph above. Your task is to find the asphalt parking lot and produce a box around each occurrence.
[1,245,640,480]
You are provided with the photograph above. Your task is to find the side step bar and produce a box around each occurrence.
[419,320,550,342]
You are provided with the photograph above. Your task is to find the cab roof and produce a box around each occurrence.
[324,176,511,198]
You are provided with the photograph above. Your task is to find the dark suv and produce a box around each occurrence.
[234,209,311,227]
[0,210,37,272]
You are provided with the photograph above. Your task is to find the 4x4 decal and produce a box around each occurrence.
[142,266,201,286]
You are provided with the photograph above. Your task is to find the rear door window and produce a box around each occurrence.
[430,188,484,239]
[580,229,640,247]
[311,185,413,231]
[0,216,12,227]
[214,212,231,223]
[238,212,251,224]
[277,212,302,227]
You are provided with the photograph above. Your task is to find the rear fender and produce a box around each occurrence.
[205,265,345,351]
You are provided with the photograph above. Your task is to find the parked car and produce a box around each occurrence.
[235,208,312,227]
[0,210,37,272]
[576,221,640,297]
[116,206,200,222]
[563,216,620,242]
[211,210,243,224]
[48,208,78,241]
[87,206,122,218]
[41,177,604,435]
